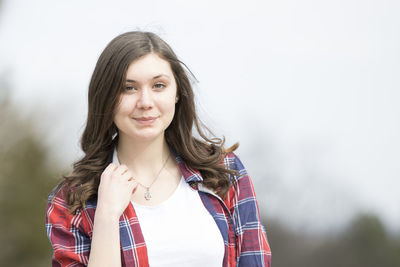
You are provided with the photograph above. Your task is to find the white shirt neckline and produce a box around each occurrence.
[130,176,185,210]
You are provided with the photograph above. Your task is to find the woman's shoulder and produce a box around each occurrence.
[221,151,259,210]
[47,182,70,210]
[46,182,80,229]
[222,151,248,177]
[46,182,96,230]
[47,182,93,215]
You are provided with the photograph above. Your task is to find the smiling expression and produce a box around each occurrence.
[113,53,178,143]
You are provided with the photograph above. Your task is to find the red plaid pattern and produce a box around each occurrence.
[46,151,271,266]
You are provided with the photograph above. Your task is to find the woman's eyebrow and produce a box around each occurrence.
[126,74,171,83]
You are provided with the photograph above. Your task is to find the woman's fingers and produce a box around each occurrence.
[123,171,138,193]
[97,163,139,218]
[102,163,118,177]
[130,179,139,194]
[103,163,138,189]
[132,185,138,194]
[113,164,129,176]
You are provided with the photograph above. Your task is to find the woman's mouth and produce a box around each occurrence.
[133,116,158,125]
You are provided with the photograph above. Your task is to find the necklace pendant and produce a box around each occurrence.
[144,189,152,200]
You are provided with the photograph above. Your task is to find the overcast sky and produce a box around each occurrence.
[1,0,399,233]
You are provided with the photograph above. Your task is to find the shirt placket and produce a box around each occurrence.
[196,184,238,267]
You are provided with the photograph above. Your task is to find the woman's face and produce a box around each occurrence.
[113,53,178,143]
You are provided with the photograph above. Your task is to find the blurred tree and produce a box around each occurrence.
[264,214,400,267]
[0,80,64,266]
[342,214,399,267]
[265,218,331,267]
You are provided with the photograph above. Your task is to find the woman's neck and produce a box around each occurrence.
[116,134,171,179]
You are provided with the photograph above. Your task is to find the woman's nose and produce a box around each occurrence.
[136,88,153,109]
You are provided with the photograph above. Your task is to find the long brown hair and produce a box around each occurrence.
[57,31,238,214]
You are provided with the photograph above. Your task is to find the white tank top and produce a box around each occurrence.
[131,176,225,267]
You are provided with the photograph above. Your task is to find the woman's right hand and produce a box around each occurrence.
[96,163,138,220]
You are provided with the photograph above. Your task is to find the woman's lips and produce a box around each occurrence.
[133,116,157,125]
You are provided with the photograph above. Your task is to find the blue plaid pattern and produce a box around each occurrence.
[46,150,271,266]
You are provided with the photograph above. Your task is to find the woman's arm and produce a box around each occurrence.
[46,188,90,266]
[46,163,137,267]
[87,163,138,267]
[46,195,122,267]
[87,206,121,267]
[224,153,272,267]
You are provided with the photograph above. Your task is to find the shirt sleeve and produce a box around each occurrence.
[224,153,272,267]
[45,186,91,267]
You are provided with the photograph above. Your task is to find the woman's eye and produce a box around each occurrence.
[125,85,136,91]
[153,83,166,89]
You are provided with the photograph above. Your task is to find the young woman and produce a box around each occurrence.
[46,31,271,267]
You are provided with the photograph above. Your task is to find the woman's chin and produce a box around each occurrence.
[127,131,165,143]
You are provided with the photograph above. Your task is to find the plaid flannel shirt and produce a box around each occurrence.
[46,150,271,267]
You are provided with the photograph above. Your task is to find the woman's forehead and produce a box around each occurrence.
[125,54,173,82]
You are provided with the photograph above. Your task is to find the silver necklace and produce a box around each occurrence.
[135,153,171,201]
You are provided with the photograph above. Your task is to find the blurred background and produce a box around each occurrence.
[0,0,399,266]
